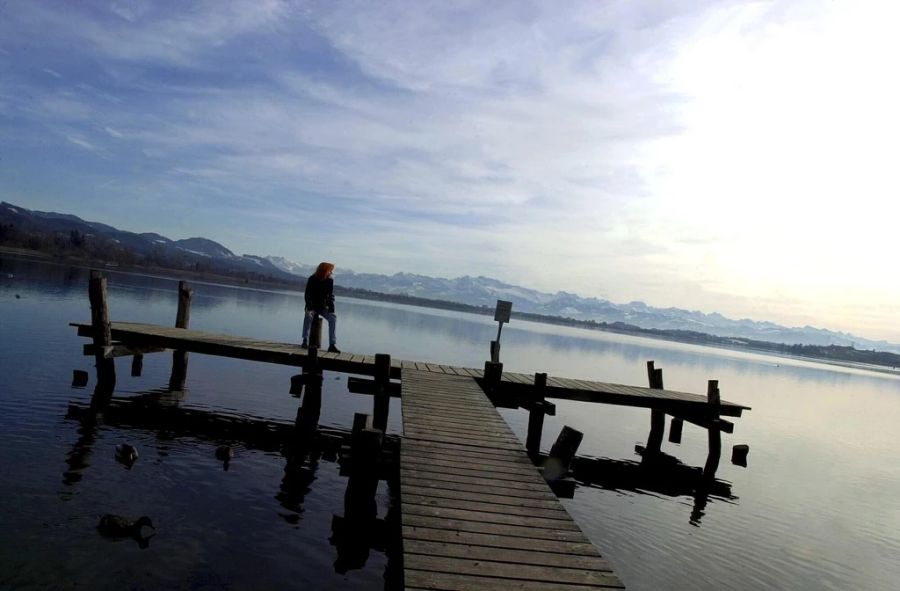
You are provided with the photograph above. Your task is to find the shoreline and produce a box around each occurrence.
[3,248,898,376]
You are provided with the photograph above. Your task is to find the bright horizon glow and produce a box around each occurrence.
[1,1,897,343]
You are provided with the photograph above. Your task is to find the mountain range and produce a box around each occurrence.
[3,200,898,354]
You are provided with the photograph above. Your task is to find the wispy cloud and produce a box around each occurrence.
[0,0,898,342]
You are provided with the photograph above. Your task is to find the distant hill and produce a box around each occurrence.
[2,199,898,355]
[0,201,293,281]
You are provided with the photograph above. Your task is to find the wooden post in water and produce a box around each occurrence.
[526,372,548,460]
[310,315,323,349]
[373,354,391,432]
[483,361,503,392]
[88,270,116,393]
[669,416,684,444]
[543,425,583,481]
[646,361,665,454]
[703,379,722,481]
[168,281,193,391]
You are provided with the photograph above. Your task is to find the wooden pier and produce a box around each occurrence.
[400,370,622,589]
[71,273,754,590]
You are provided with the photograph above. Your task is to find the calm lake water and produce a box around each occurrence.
[1,257,899,590]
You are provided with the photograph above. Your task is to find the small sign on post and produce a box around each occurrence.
[494,300,512,323]
[491,300,513,362]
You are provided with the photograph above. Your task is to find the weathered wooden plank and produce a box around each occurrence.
[401,414,511,434]
[403,425,520,444]
[402,526,602,557]
[503,372,532,385]
[402,514,590,543]
[400,467,551,494]
[402,458,545,485]
[405,569,616,591]
[405,555,623,588]
[401,409,509,428]
[402,476,559,502]
[403,494,569,521]
[403,432,525,451]
[401,484,560,509]
[400,452,539,477]
[404,539,612,571]
[401,502,581,531]
[402,439,534,464]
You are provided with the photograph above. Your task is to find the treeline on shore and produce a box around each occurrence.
[3,225,898,370]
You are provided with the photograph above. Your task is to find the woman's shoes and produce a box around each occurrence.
[328,344,341,353]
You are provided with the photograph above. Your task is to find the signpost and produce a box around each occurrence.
[491,300,513,363]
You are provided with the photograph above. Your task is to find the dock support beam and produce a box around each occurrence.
[525,372,548,460]
[703,379,722,481]
[373,354,391,432]
[88,270,115,394]
[483,361,503,393]
[168,281,193,391]
[310,316,323,349]
[646,361,665,454]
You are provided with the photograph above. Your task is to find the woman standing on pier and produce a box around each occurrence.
[301,262,340,353]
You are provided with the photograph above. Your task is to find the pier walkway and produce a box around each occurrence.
[400,369,623,590]
[71,321,750,418]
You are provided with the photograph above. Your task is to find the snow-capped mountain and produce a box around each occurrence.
[3,200,896,353]
[266,255,900,353]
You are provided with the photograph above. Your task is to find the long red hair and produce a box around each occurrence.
[314,262,334,279]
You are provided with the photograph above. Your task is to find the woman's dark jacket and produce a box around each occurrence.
[304,275,335,312]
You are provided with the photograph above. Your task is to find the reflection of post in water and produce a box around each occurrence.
[279,346,324,521]
[62,404,101,487]
[168,281,193,391]
[643,362,725,483]
[331,413,385,574]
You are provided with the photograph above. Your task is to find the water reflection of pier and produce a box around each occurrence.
[63,387,402,582]
[68,272,754,589]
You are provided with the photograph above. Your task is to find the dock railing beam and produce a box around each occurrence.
[88,270,116,394]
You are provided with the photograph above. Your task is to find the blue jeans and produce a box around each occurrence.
[302,309,337,346]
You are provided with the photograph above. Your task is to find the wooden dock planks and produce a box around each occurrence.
[400,370,624,590]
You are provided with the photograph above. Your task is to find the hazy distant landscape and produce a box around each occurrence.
[3,200,899,366]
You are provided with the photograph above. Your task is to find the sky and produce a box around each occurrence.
[1,0,898,343]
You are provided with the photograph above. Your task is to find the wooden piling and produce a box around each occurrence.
[131,354,143,377]
[525,372,548,460]
[703,379,722,481]
[88,270,115,392]
[373,353,391,432]
[668,416,684,444]
[646,361,665,454]
[483,361,503,391]
[543,425,583,481]
[168,281,193,391]
[310,316,323,349]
